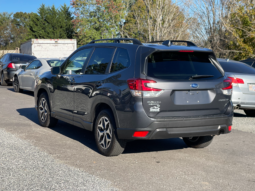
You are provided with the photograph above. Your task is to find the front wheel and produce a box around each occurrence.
[183,136,213,148]
[37,93,58,127]
[13,76,23,93]
[244,110,255,117]
[94,109,126,156]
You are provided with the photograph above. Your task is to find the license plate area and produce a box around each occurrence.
[248,84,255,92]
[173,90,215,105]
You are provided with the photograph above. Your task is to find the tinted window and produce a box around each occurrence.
[62,48,92,75]
[26,60,42,70]
[219,61,255,74]
[85,48,115,74]
[110,48,130,73]
[11,55,36,62]
[147,52,222,80]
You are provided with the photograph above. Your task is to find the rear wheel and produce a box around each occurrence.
[244,110,255,117]
[37,92,58,127]
[94,109,126,156]
[13,76,23,93]
[183,136,213,148]
[1,72,7,86]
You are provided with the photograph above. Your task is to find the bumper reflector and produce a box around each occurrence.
[228,126,232,131]
[133,131,149,137]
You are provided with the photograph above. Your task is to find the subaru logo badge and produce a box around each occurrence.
[191,83,199,88]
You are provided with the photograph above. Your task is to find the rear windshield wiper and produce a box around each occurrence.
[189,75,214,80]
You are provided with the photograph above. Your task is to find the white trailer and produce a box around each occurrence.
[20,39,77,59]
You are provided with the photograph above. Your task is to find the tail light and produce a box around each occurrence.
[228,77,244,84]
[7,63,15,69]
[222,77,232,95]
[127,78,163,97]
[228,126,232,132]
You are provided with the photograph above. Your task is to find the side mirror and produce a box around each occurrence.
[20,65,26,70]
[51,66,61,75]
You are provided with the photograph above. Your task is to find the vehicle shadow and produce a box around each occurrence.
[17,107,187,154]
[234,112,247,117]
[8,88,34,97]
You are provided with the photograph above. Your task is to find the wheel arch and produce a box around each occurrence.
[91,99,119,130]
[36,87,52,110]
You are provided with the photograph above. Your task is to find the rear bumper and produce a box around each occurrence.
[3,69,16,81]
[117,116,232,140]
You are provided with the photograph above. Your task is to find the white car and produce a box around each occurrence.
[13,58,65,92]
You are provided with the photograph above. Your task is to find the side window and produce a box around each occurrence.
[85,48,115,74]
[62,48,92,75]
[26,60,42,70]
[110,48,130,73]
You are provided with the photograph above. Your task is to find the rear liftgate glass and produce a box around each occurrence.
[128,51,232,118]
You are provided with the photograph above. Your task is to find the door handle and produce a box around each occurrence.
[30,73,33,76]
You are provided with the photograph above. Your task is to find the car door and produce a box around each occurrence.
[21,60,42,90]
[72,47,116,129]
[51,47,93,122]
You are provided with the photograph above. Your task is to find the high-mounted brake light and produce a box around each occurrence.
[127,78,163,97]
[222,77,232,95]
[7,63,15,69]
[133,131,149,137]
[179,50,194,52]
[228,77,244,84]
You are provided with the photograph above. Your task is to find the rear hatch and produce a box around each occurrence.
[141,51,231,118]
[10,55,36,70]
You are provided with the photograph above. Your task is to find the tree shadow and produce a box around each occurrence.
[8,88,34,97]
[16,107,187,155]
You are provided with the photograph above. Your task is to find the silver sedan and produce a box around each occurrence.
[218,58,255,116]
[13,59,64,93]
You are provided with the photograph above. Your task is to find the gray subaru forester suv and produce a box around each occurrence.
[34,39,233,156]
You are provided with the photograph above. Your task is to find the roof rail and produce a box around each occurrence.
[147,40,197,47]
[89,38,143,45]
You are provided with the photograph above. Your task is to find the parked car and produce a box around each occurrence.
[218,58,255,116]
[34,38,233,156]
[0,53,36,86]
[240,58,255,68]
[13,58,64,93]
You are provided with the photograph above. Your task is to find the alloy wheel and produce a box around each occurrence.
[39,98,48,123]
[97,116,112,149]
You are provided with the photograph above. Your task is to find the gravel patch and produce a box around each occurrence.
[233,109,255,134]
[0,128,118,191]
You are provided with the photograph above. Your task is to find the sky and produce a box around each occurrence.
[0,0,72,14]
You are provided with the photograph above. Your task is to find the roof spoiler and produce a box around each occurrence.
[147,40,197,47]
[89,38,143,45]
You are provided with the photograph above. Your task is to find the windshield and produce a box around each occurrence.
[146,51,223,80]
[47,60,64,67]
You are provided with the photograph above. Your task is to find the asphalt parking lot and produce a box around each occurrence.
[0,86,255,191]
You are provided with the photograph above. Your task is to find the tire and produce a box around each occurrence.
[94,109,126,156]
[37,92,58,127]
[13,76,23,93]
[183,136,213,148]
[1,72,8,86]
[244,110,255,117]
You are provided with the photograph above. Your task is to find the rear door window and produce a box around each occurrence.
[146,51,222,80]
[220,61,255,74]
[11,55,36,62]
[85,48,115,74]
[110,48,130,73]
